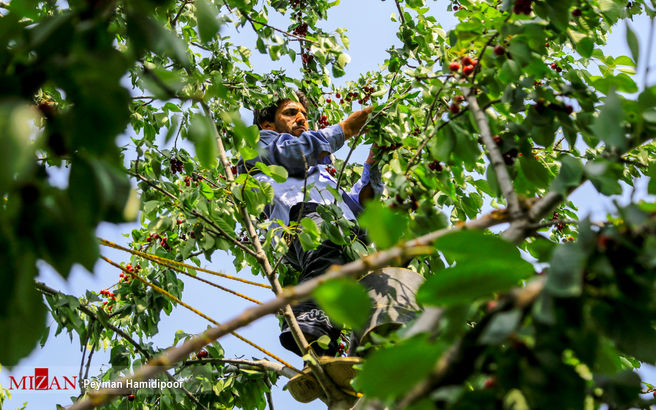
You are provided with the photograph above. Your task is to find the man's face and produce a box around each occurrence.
[272,100,308,137]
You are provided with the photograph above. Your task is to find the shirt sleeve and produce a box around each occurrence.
[342,162,384,215]
[247,124,345,176]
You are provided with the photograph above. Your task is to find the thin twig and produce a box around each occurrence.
[644,17,655,90]
[394,0,406,25]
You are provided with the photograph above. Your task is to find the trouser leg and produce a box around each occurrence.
[279,211,355,357]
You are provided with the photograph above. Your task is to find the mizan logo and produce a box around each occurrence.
[9,368,78,391]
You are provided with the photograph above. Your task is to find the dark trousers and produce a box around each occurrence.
[279,203,365,357]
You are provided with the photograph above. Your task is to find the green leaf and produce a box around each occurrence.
[314,278,370,328]
[591,89,626,150]
[417,259,532,306]
[0,103,38,192]
[433,230,529,268]
[550,155,584,196]
[545,244,586,297]
[519,156,551,189]
[188,114,218,169]
[625,23,639,64]
[358,202,408,249]
[354,336,442,400]
[254,162,288,182]
[316,335,331,350]
[575,37,594,58]
[479,310,523,344]
[196,0,221,43]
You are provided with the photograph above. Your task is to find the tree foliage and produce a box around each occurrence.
[2,0,656,408]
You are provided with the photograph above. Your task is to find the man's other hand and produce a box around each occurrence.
[339,106,373,140]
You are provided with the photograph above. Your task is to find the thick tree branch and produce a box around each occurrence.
[67,211,508,410]
[465,89,523,220]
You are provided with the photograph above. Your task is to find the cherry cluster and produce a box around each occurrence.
[170,158,184,174]
[146,232,170,250]
[184,175,201,187]
[325,165,337,177]
[492,135,520,166]
[450,94,465,115]
[513,0,532,15]
[552,211,565,232]
[428,160,443,171]
[318,114,330,129]
[99,289,116,311]
[301,53,314,65]
[449,56,478,77]
[392,193,419,211]
[550,62,563,73]
[292,22,308,37]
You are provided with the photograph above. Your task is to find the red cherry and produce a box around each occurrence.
[326,98,332,103]
[449,103,461,114]
[127,394,135,401]
[571,8,582,17]
[146,235,151,242]
[462,65,475,76]
[453,5,459,11]
[335,92,341,98]
[493,45,506,56]
[550,63,558,70]
[565,104,574,115]
[483,377,497,389]
[462,56,474,66]
[197,350,208,359]
[177,219,183,225]
[486,300,498,312]
[493,136,503,145]
[448,62,461,72]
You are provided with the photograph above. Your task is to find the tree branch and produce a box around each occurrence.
[184,358,297,379]
[67,211,508,410]
[465,89,523,220]
[394,0,406,25]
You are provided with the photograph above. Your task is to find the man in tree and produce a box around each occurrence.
[243,91,383,358]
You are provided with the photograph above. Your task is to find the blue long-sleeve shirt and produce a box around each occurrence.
[243,124,383,226]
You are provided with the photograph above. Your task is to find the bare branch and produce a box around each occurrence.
[465,89,523,220]
[394,0,406,25]
[185,358,297,379]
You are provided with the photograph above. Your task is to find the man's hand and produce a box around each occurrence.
[339,106,373,140]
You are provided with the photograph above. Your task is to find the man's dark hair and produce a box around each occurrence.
[253,90,309,129]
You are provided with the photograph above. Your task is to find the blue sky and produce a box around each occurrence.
[2,1,656,409]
